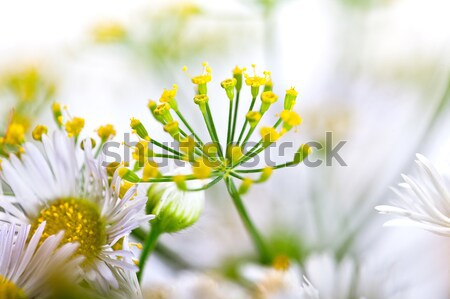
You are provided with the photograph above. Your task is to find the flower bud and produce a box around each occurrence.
[118,168,140,183]
[260,91,278,114]
[284,87,298,111]
[280,110,302,132]
[146,179,205,233]
[130,118,150,140]
[193,94,209,114]
[246,111,262,129]
[164,121,181,140]
[153,103,173,123]
[233,66,244,92]
[221,78,237,101]
[159,84,178,111]
[260,127,280,147]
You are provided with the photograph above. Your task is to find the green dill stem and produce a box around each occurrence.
[175,110,204,146]
[137,227,162,282]
[230,91,240,142]
[235,161,297,173]
[237,96,257,145]
[185,176,223,191]
[178,128,209,159]
[205,103,224,158]
[228,171,245,180]
[241,126,257,148]
[225,177,271,264]
[151,139,184,157]
[226,99,234,155]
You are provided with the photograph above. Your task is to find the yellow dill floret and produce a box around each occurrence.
[159,84,178,111]
[160,84,178,102]
[143,161,159,181]
[0,158,3,171]
[32,125,48,141]
[246,111,262,128]
[193,94,209,105]
[244,64,267,87]
[65,117,85,138]
[189,62,212,85]
[163,121,180,140]
[153,103,171,115]
[97,124,116,141]
[192,158,212,179]
[260,127,280,146]
[280,110,302,132]
[3,123,26,145]
[284,87,299,110]
[92,21,126,43]
[0,275,26,299]
[221,78,237,89]
[233,66,245,75]
[130,118,150,140]
[261,91,278,104]
[30,198,107,267]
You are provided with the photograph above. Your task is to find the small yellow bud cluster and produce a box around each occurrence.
[184,62,212,95]
[260,127,280,147]
[130,118,150,140]
[97,124,116,142]
[260,91,279,114]
[159,84,178,111]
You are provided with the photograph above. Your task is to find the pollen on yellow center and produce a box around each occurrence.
[31,198,106,267]
[0,275,27,299]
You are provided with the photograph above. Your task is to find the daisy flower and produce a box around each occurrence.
[376,154,450,236]
[0,130,153,290]
[0,222,82,299]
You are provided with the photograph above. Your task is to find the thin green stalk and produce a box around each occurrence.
[151,139,184,157]
[225,177,271,264]
[237,96,257,145]
[137,227,162,282]
[241,126,257,147]
[226,99,234,155]
[235,161,297,173]
[185,176,223,191]
[230,91,241,142]
[175,110,204,146]
[205,103,224,158]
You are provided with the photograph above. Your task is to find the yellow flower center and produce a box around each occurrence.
[0,275,27,299]
[31,198,106,267]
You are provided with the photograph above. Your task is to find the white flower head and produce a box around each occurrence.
[0,222,83,299]
[0,131,153,290]
[376,154,450,236]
